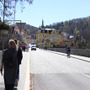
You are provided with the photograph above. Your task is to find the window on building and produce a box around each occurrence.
[41,30,43,33]
[49,30,52,34]
[38,35,41,41]
[43,30,45,33]
[57,35,59,42]
[53,31,56,34]
[45,30,47,33]
[47,30,49,33]
[38,30,41,33]
[42,34,44,39]
[47,34,49,39]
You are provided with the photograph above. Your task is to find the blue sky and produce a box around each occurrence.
[15,0,90,27]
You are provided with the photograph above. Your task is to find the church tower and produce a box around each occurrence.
[42,19,44,28]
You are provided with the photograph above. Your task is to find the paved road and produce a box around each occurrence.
[30,48,90,90]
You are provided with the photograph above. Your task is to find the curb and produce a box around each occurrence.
[46,49,90,62]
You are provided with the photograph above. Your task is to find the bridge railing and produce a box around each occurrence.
[46,48,90,57]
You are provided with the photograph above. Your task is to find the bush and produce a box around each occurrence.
[0,23,8,30]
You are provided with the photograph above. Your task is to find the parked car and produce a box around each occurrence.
[31,45,36,50]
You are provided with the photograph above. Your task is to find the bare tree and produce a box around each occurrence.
[0,0,33,23]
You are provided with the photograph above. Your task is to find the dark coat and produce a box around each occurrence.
[2,48,18,84]
[17,47,23,65]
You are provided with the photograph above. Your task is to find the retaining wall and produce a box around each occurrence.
[47,48,90,57]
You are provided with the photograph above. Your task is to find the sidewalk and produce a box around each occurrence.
[71,54,90,62]
[0,49,30,90]
[0,75,4,90]
[48,50,90,62]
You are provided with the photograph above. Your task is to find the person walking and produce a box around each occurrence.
[0,39,18,90]
[14,39,23,86]
[23,46,26,52]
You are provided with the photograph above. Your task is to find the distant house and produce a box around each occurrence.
[61,31,75,46]
[36,28,63,47]
[36,20,64,47]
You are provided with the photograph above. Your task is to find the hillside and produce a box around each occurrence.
[45,16,90,44]
[25,16,90,48]
[26,24,38,35]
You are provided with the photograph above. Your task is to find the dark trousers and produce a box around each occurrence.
[67,50,70,54]
[5,84,14,90]
[16,65,20,80]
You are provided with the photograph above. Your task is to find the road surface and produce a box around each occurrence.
[30,48,90,90]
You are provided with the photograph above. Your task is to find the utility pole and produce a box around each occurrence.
[3,0,5,22]
[14,0,16,24]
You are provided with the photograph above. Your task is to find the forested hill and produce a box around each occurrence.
[45,16,90,43]
[26,24,37,35]
[26,16,90,44]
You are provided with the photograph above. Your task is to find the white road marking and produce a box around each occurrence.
[81,73,90,78]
